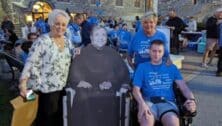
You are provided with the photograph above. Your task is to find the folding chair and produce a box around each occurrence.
[2,51,24,81]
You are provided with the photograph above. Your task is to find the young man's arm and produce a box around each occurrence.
[133,86,152,121]
[175,80,196,113]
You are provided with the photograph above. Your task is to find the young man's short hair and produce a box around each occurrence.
[150,39,165,47]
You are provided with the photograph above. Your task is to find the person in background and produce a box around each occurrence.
[5,29,18,46]
[15,33,38,60]
[108,24,119,47]
[127,11,170,69]
[166,9,187,54]
[18,9,77,126]
[217,8,222,77]
[118,23,132,51]
[81,14,93,47]
[186,16,197,32]
[98,17,105,27]
[202,9,221,68]
[118,17,124,27]
[107,16,116,27]
[22,22,37,39]
[66,13,83,47]
[20,40,33,63]
[180,16,197,50]
[44,18,50,33]
[1,15,14,32]
[133,40,196,126]
[27,32,38,42]
[135,16,141,32]
[87,15,100,27]
[34,17,48,35]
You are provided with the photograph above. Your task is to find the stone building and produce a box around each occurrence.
[5,0,222,34]
[1,0,157,25]
[158,0,222,22]
[2,0,222,25]
[0,0,160,36]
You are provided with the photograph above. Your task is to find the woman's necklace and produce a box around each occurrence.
[52,37,65,51]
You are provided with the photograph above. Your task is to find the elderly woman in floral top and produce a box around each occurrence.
[19,9,74,126]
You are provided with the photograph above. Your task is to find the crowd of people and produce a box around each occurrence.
[1,7,222,126]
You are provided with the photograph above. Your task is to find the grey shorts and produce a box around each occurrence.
[206,38,218,51]
[145,100,179,121]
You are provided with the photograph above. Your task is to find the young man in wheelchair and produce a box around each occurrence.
[132,40,196,126]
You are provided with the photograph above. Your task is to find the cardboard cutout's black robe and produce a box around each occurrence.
[67,45,130,126]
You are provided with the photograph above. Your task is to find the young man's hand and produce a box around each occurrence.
[183,99,196,113]
[138,102,152,121]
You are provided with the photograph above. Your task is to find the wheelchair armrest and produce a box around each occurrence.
[120,83,131,94]
[173,83,197,117]
[180,105,197,117]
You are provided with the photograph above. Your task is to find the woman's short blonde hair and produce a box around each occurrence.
[48,9,70,26]
[141,11,158,22]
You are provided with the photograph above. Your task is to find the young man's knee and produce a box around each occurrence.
[161,112,179,126]
[139,114,155,126]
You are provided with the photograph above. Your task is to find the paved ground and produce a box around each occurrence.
[0,49,221,126]
[180,50,222,126]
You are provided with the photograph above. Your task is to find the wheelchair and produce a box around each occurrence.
[130,83,197,126]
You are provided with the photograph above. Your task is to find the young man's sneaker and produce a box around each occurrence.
[201,63,208,68]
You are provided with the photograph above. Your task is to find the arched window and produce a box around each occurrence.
[32,1,52,21]
[135,0,140,7]
[116,0,123,6]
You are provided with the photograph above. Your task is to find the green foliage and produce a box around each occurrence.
[0,2,6,22]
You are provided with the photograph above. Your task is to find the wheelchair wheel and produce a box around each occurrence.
[129,99,140,126]
[180,117,193,126]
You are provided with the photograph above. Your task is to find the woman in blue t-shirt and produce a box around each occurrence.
[127,11,171,69]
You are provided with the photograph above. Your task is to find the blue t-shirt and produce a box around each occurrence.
[135,20,141,32]
[118,29,132,49]
[87,16,99,26]
[68,23,80,32]
[34,19,48,34]
[20,51,28,63]
[67,23,81,44]
[109,30,119,40]
[128,30,169,67]
[133,62,183,102]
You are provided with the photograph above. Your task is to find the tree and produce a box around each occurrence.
[0,0,11,13]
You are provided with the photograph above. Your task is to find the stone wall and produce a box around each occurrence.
[158,0,222,22]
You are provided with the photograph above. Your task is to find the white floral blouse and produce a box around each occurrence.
[20,34,73,93]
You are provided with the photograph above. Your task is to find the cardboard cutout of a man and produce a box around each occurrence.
[67,26,130,126]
